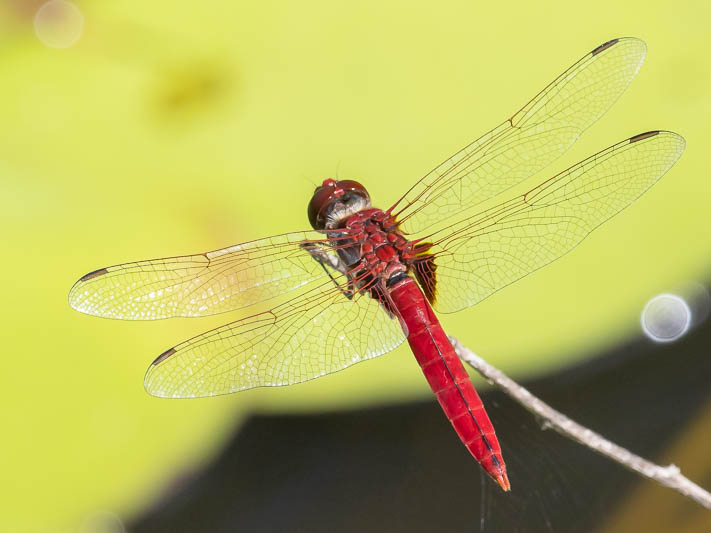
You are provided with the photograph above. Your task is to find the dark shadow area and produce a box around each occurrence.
[132,303,711,533]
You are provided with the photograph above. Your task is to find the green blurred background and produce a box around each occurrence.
[1,0,709,531]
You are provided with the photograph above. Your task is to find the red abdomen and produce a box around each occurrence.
[389,277,510,491]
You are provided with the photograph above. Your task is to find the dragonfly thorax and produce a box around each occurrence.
[341,208,415,283]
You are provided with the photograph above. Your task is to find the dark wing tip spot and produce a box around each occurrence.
[79,268,109,282]
[591,38,620,56]
[629,130,660,143]
[152,347,177,366]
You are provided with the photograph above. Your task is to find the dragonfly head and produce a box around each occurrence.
[308,179,371,229]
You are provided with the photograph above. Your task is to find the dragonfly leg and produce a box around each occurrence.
[300,243,356,300]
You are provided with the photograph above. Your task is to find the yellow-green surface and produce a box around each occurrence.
[1,1,709,531]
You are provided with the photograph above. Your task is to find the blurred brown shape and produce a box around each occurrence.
[599,398,711,533]
[150,61,233,121]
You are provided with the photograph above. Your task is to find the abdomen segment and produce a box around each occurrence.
[389,277,510,491]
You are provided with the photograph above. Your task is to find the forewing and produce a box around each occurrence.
[69,231,336,320]
[420,131,685,313]
[144,279,406,397]
[391,38,647,235]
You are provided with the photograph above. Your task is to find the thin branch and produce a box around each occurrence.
[449,336,711,510]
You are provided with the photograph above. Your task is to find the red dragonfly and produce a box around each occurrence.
[69,37,684,491]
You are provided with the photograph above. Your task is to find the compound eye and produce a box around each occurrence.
[337,180,369,198]
[307,184,336,229]
[307,179,371,229]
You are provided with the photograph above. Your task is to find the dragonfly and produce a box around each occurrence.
[69,37,685,492]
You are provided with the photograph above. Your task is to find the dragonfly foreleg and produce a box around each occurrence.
[300,242,355,300]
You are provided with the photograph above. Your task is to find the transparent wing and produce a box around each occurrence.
[68,231,338,320]
[418,131,685,313]
[144,277,406,398]
[390,37,647,235]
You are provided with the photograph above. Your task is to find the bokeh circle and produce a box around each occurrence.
[641,293,691,343]
[34,0,84,49]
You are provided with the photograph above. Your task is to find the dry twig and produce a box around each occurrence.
[450,336,711,510]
